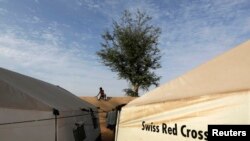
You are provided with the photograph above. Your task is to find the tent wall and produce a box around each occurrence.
[116,40,250,141]
[0,109,54,141]
[116,91,250,141]
[0,109,100,141]
[58,112,100,141]
[0,67,95,111]
[127,40,250,107]
[0,67,101,141]
[0,80,51,111]
[0,120,54,141]
[0,108,52,124]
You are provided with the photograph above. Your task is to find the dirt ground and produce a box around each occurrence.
[80,96,136,141]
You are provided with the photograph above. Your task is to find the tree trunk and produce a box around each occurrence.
[132,85,139,97]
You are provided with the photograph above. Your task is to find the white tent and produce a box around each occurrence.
[116,40,250,141]
[0,68,101,141]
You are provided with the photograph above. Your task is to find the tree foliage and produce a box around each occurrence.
[97,10,161,97]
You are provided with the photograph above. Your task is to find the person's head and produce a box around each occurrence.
[100,87,102,90]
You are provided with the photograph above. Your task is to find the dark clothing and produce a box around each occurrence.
[97,88,107,100]
[100,89,104,97]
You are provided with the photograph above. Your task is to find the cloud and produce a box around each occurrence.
[76,0,100,9]
[0,33,77,72]
[157,0,250,84]
[0,28,127,96]
[126,0,162,20]
[0,8,7,15]
[104,0,163,21]
[72,0,250,93]
[0,0,249,96]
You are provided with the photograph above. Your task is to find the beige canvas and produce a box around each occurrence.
[116,40,250,141]
[128,40,250,106]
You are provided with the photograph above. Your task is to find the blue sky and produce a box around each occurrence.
[0,0,249,96]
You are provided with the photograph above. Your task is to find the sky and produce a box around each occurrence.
[0,0,249,96]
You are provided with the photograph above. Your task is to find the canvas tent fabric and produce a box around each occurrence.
[0,68,101,141]
[115,40,250,141]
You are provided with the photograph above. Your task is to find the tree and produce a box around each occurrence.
[97,10,161,97]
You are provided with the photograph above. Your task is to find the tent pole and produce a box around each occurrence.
[114,110,120,141]
[53,109,60,141]
[55,115,57,141]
